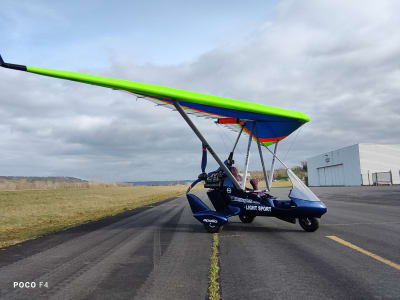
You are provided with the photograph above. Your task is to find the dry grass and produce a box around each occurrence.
[0,179,131,191]
[0,184,188,248]
[270,180,292,188]
[243,170,293,189]
[243,178,292,189]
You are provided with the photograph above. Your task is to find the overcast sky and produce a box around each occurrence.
[1,0,399,182]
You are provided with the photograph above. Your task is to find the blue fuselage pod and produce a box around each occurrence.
[187,193,229,226]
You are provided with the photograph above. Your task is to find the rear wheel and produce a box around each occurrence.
[203,223,222,233]
[299,217,319,232]
[239,214,255,223]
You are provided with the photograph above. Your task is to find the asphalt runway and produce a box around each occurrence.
[0,186,399,299]
[220,186,400,300]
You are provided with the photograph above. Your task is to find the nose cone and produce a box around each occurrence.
[293,199,327,217]
[316,201,327,215]
[320,204,327,214]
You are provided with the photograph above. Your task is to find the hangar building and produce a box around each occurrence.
[307,144,400,186]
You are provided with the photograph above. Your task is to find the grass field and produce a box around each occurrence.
[256,179,292,188]
[0,176,291,248]
[0,184,189,248]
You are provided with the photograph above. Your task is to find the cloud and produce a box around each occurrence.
[1,0,399,181]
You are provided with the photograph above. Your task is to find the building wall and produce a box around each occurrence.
[307,144,362,186]
[359,144,400,185]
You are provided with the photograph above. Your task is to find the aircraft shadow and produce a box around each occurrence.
[221,223,301,233]
[165,222,301,234]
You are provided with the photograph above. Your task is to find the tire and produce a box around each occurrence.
[239,214,256,224]
[203,223,222,233]
[299,217,319,232]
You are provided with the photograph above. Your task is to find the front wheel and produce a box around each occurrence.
[239,214,255,223]
[299,217,319,232]
[203,223,222,233]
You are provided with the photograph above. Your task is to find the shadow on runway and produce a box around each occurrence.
[164,222,302,234]
[221,223,301,233]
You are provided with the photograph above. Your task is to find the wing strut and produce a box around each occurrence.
[267,142,279,188]
[227,126,244,166]
[231,126,244,153]
[255,125,270,191]
[242,122,255,190]
[172,100,243,191]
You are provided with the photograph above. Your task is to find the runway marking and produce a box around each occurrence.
[326,235,400,271]
[322,221,400,226]
[208,233,220,300]
[219,234,241,238]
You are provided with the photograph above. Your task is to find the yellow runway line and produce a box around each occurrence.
[326,235,400,271]
[209,233,220,300]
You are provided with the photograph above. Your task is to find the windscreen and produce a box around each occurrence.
[287,169,321,202]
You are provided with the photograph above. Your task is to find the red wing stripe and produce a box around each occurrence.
[258,136,286,142]
[217,118,238,124]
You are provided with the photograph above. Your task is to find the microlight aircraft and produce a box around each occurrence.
[0,55,327,233]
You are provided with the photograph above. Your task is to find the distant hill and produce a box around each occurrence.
[0,176,87,183]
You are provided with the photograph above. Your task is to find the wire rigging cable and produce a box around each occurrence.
[283,124,304,161]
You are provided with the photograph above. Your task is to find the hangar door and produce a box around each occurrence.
[317,164,344,186]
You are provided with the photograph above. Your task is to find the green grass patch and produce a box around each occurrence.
[209,233,220,300]
[255,179,292,189]
[0,184,189,248]
[271,179,292,188]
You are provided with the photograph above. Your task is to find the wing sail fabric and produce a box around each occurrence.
[1,56,310,145]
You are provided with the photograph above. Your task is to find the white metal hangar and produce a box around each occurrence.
[307,144,400,186]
